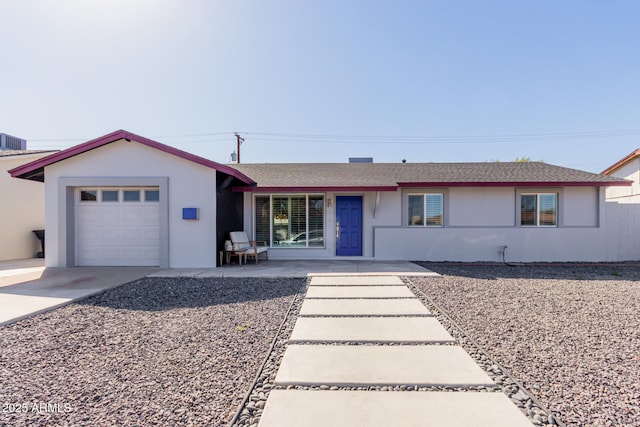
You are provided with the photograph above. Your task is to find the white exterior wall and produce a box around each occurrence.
[244,186,625,262]
[375,226,610,262]
[376,186,608,262]
[44,139,218,268]
[562,187,599,226]
[448,188,514,226]
[1,153,50,260]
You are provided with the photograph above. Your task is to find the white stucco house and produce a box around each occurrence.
[9,130,634,267]
[1,143,57,261]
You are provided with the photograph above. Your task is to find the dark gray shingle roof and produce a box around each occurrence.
[230,162,629,189]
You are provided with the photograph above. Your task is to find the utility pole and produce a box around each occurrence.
[235,133,244,164]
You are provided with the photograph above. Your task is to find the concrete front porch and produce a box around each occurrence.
[149,260,438,278]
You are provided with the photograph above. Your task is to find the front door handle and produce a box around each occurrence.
[336,222,340,238]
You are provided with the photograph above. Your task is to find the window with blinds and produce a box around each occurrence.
[408,193,443,227]
[255,196,270,243]
[521,193,557,227]
[254,195,325,248]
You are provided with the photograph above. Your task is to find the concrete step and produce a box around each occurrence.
[299,298,431,316]
[258,390,533,427]
[306,285,416,299]
[289,317,455,343]
[274,345,495,387]
[309,276,405,286]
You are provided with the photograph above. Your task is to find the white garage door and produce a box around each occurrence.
[76,188,161,266]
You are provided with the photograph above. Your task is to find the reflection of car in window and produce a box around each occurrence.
[278,230,324,247]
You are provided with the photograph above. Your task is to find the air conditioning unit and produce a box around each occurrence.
[0,133,27,150]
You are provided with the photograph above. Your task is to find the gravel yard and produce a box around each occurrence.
[410,263,640,427]
[0,277,304,427]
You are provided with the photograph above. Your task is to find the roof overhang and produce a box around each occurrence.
[233,180,631,193]
[602,149,640,175]
[9,130,256,185]
[232,186,399,193]
[397,181,631,188]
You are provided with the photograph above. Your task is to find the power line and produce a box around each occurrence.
[24,128,640,146]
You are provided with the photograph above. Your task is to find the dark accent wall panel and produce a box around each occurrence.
[216,172,244,266]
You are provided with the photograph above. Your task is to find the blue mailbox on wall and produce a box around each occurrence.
[182,207,199,220]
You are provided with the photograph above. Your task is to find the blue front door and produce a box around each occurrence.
[336,196,363,256]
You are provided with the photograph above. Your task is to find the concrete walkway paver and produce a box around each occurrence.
[275,345,495,387]
[299,298,431,316]
[305,285,415,298]
[289,316,455,343]
[258,274,533,426]
[310,275,405,286]
[259,390,534,427]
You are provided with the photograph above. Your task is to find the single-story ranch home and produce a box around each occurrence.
[8,130,638,268]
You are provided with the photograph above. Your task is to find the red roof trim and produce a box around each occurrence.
[397,181,631,188]
[232,185,399,193]
[234,180,631,193]
[9,130,255,185]
[602,149,640,175]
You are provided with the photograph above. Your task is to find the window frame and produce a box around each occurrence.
[407,192,444,227]
[77,188,160,204]
[253,194,326,248]
[520,192,558,227]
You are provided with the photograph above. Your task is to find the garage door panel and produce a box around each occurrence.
[76,188,161,266]
[101,229,124,244]
[122,229,146,243]
[142,229,161,243]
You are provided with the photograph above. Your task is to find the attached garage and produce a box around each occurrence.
[76,188,161,266]
[8,130,255,268]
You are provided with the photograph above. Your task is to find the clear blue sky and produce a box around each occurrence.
[2,1,639,172]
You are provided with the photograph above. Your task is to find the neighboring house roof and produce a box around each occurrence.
[0,150,57,158]
[9,130,256,184]
[230,162,631,192]
[601,149,640,175]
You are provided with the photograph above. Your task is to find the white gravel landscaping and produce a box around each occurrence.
[0,277,304,427]
[410,263,640,427]
[2,264,637,427]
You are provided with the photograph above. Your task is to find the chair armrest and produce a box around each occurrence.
[250,240,268,247]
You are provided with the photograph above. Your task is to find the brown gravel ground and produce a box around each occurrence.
[0,277,304,427]
[411,263,640,427]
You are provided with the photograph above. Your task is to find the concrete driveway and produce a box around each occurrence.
[0,259,157,326]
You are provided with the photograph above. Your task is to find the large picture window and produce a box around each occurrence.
[255,195,325,247]
[408,193,443,227]
[521,193,557,227]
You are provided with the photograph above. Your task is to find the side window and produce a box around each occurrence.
[408,193,443,227]
[521,193,557,227]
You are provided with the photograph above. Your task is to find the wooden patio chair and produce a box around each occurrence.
[229,231,269,264]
